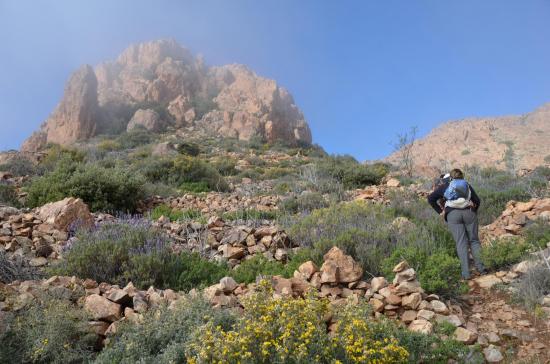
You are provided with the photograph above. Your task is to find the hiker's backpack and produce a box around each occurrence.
[444,179,470,201]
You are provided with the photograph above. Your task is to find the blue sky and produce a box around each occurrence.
[1,1,549,160]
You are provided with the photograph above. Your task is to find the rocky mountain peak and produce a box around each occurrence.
[116,39,195,69]
[21,39,312,152]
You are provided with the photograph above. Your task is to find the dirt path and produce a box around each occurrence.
[460,281,550,363]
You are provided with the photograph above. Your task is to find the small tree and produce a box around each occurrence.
[392,126,418,177]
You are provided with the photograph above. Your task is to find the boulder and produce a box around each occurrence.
[392,260,409,273]
[454,327,478,344]
[474,274,502,289]
[297,261,318,280]
[369,298,385,313]
[401,310,418,324]
[430,300,449,314]
[393,268,416,284]
[29,257,48,267]
[106,289,132,306]
[408,319,433,334]
[84,294,122,322]
[483,345,504,363]
[37,197,93,231]
[274,248,288,261]
[219,277,237,294]
[394,280,423,296]
[271,276,293,296]
[402,292,422,310]
[127,109,166,132]
[320,247,363,283]
[220,245,246,260]
[370,277,388,292]
[417,309,435,321]
[436,314,462,327]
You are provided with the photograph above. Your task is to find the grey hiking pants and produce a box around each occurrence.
[446,209,485,279]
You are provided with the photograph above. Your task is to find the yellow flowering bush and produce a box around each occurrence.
[187,280,408,364]
[333,303,409,364]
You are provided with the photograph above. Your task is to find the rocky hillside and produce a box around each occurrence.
[387,102,550,173]
[21,39,311,152]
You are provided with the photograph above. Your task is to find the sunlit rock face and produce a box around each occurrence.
[22,39,312,151]
[21,65,99,152]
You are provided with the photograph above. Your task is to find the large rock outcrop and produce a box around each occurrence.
[203,64,312,143]
[481,198,550,241]
[21,65,99,152]
[22,39,312,150]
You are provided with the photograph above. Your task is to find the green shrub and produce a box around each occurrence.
[116,128,154,149]
[26,160,145,213]
[481,238,530,271]
[0,155,40,176]
[533,166,550,180]
[150,204,202,221]
[49,220,228,291]
[132,155,229,192]
[180,181,211,193]
[232,250,314,284]
[381,249,465,297]
[263,167,294,180]
[279,192,329,214]
[212,158,238,176]
[0,295,96,363]
[0,250,42,283]
[134,157,174,183]
[97,139,122,152]
[273,182,292,194]
[513,264,550,310]
[172,156,229,192]
[418,253,464,296]
[143,182,179,198]
[40,144,86,172]
[523,219,550,249]
[95,296,235,364]
[177,141,201,157]
[0,183,19,207]
[237,168,263,181]
[396,175,416,186]
[316,155,389,189]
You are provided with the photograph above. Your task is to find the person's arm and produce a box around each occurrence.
[427,185,446,214]
[469,185,481,211]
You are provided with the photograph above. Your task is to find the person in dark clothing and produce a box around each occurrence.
[427,168,486,280]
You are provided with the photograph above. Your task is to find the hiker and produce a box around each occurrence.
[427,169,486,280]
